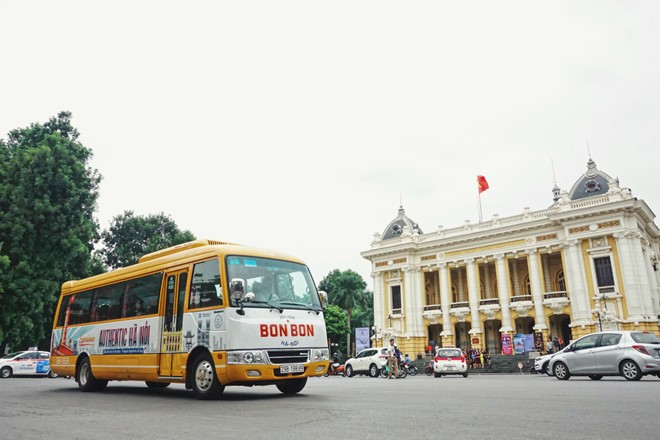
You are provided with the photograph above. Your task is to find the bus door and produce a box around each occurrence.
[159,270,188,377]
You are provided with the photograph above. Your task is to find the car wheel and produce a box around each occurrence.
[463,371,469,378]
[588,375,603,380]
[48,369,58,378]
[369,364,379,378]
[0,366,12,378]
[345,365,353,378]
[191,353,224,400]
[145,381,170,388]
[620,360,642,381]
[77,357,107,392]
[553,362,570,380]
[434,372,441,378]
[276,378,307,395]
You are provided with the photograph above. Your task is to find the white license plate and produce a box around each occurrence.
[280,364,304,373]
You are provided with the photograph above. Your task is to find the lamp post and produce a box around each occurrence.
[372,325,379,347]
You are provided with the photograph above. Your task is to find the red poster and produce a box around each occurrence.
[501,333,513,355]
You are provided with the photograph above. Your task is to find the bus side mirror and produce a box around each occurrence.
[230,278,246,303]
[318,290,328,310]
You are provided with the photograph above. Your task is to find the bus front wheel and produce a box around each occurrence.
[276,378,307,395]
[77,357,107,392]
[191,353,224,400]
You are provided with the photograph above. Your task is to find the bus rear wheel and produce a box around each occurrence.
[77,357,107,392]
[276,378,307,395]
[191,353,224,400]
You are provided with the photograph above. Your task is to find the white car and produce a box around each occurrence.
[534,347,568,375]
[433,348,468,378]
[0,350,57,378]
[344,347,389,378]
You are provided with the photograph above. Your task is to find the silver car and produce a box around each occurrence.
[549,331,660,381]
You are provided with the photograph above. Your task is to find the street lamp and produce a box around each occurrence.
[372,325,379,347]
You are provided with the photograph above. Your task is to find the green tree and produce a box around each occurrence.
[318,269,369,356]
[0,112,101,352]
[323,304,349,357]
[98,210,196,269]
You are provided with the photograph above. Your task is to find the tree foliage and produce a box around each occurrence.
[319,269,369,330]
[98,210,196,269]
[0,112,101,351]
[319,269,371,356]
[323,304,348,354]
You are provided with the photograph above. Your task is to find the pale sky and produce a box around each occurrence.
[2,1,659,289]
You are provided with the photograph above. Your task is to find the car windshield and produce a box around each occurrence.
[1,351,24,359]
[226,255,321,311]
[438,349,462,357]
[631,332,660,344]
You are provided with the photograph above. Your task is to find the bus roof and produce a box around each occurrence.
[60,239,306,294]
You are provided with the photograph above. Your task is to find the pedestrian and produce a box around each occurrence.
[546,338,554,354]
[553,337,560,353]
[387,338,399,379]
[558,337,564,349]
[479,350,485,368]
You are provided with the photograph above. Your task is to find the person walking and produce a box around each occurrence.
[387,338,399,379]
[546,338,554,354]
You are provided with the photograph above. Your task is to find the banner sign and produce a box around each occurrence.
[355,327,370,353]
[501,333,513,355]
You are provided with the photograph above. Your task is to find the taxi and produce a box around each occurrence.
[433,347,469,378]
[0,349,57,378]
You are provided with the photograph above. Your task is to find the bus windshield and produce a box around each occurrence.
[226,255,321,311]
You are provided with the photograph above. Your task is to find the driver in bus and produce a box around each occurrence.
[253,276,279,302]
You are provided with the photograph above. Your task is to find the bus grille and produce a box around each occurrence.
[266,349,310,364]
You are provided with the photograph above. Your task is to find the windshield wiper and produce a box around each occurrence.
[250,300,284,313]
[278,301,321,315]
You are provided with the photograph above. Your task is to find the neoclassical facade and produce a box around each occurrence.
[361,159,660,356]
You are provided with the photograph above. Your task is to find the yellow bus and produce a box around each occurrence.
[50,239,330,400]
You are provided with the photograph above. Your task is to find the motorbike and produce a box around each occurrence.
[403,363,418,376]
[425,361,433,376]
[380,361,408,378]
[324,361,345,377]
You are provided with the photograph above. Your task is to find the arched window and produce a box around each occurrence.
[556,270,566,292]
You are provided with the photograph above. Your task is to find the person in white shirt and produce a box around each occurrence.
[387,338,399,379]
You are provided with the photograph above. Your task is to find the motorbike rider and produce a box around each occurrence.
[329,352,340,373]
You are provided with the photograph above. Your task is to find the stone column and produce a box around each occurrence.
[564,240,590,324]
[614,232,644,320]
[511,259,521,295]
[484,264,493,298]
[402,267,418,337]
[630,233,654,316]
[372,271,385,344]
[495,254,513,332]
[457,266,466,302]
[641,246,660,317]
[466,258,482,334]
[439,263,453,336]
[542,254,553,292]
[527,249,548,330]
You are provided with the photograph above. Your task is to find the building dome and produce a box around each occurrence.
[567,157,616,201]
[381,205,423,240]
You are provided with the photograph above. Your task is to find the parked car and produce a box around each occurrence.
[534,346,568,375]
[433,347,468,378]
[0,350,57,378]
[344,347,388,378]
[549,331,660,381]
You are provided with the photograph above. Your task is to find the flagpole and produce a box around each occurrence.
[478,189,483,223]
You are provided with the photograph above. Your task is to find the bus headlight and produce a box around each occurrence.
[227,350,266,364]
[312,349,329,361]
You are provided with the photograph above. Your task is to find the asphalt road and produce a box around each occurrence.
[1,372,658,440]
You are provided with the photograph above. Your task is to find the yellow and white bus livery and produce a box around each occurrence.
[50,239,329,400]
